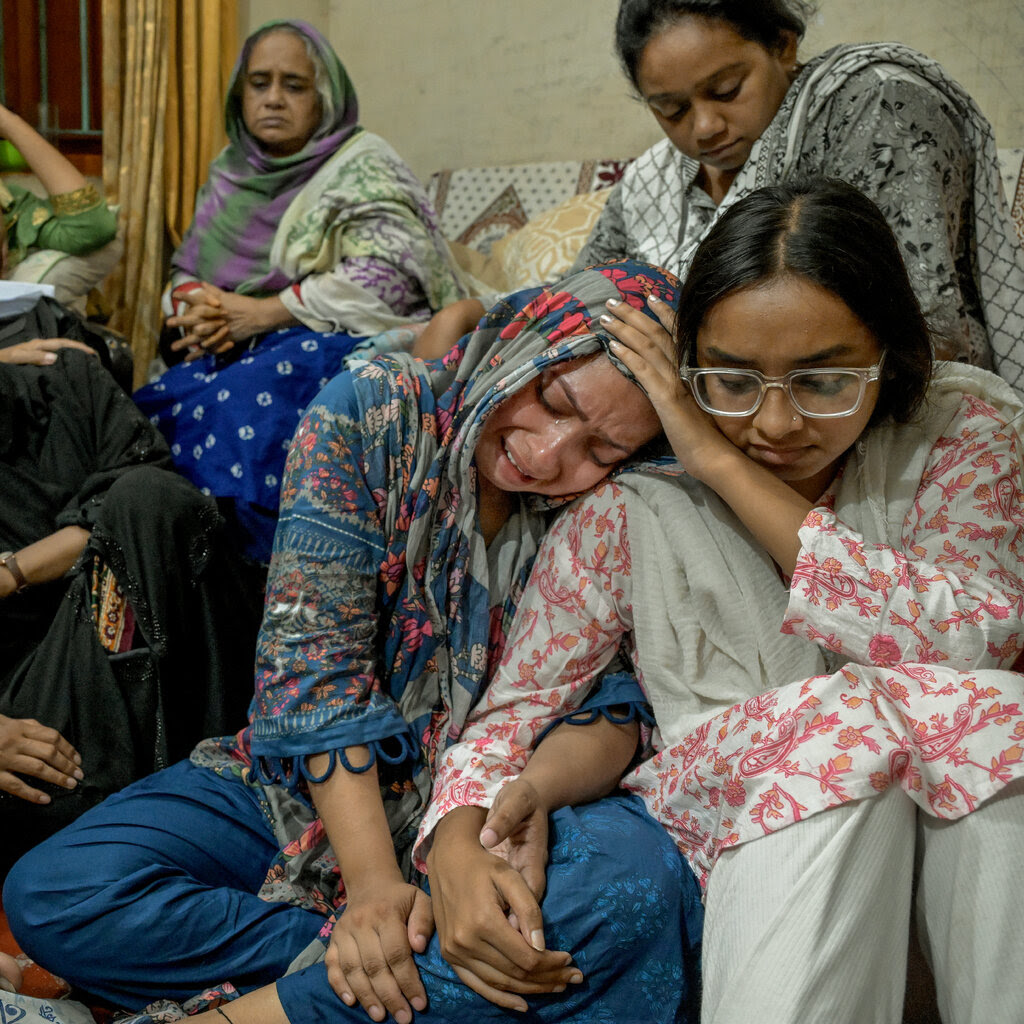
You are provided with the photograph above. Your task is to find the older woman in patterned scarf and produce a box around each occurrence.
[135,20,463,562]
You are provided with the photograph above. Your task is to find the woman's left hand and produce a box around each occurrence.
[166,284,232,360]
[599,296,743,483]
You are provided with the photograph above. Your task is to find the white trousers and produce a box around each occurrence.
[701,780,1024,1024]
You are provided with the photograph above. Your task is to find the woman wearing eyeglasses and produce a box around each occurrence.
[568,0,1024,394]
[421,178,1024,1023]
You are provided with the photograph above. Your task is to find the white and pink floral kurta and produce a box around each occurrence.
[417,384,1024,887]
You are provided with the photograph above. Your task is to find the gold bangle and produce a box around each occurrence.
[0,550,28,591]
[49,184,103,216]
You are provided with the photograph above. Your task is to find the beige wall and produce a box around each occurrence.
[241,0,1024,182]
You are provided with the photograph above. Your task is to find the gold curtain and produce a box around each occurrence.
[165,4,238,247]
[101,0,238,385]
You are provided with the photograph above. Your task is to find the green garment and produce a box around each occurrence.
[0,180,117,269]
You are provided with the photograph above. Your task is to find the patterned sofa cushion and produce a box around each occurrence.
[426,159,629,255]
[429,151,1024,296]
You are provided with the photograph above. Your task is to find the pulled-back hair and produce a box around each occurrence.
[615,0,813,89]
[675,177,933,425]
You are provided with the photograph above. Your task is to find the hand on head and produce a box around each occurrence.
[599,290,735,480]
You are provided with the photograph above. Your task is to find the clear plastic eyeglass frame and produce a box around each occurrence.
[680,357,885,419]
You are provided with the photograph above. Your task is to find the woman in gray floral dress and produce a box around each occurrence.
[573,0,1024,394]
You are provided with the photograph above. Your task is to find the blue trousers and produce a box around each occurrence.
[5,760,702,1023]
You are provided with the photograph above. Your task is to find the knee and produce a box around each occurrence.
[103,465,213,523]
[548,793,702,944]
[543,795,703,1018]
[552,793,687,890]
[3,841,64,960]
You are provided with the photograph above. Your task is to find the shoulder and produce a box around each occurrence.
[331,131,418,182]
[888,362,1024,469]
[623,137,689,184]
[805,43,964,128]
[302,358,429,440]
[308,131,426,204]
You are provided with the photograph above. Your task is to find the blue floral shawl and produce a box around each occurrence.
[194,259,679,869]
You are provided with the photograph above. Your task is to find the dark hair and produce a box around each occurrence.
[675,177,932,425]
[615,0,814,89]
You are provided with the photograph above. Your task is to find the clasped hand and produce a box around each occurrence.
[166,283,275,362]
[426,778,584,1013]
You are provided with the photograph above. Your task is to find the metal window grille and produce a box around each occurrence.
[0,0,102,146]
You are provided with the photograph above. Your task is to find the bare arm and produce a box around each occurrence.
[412,298,486,360]
[425,713,638,1008]
[516,712,639,815]
[0,527,89,800]
[0,526,90,600]
[307,748,430,1024]
[0,103,86,197]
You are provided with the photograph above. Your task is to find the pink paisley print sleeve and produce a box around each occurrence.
[785,395,1024,671]
[415,483,635,861]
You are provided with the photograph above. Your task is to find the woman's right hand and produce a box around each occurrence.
[0,338,96,366]
[427,806,583,1012]
[0,715,83,803]
[599,295,745,483]
[325,878,432,1024]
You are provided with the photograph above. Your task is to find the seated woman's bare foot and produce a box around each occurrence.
[0,950,23,993]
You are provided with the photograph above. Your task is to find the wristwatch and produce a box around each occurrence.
[0,550,28,592]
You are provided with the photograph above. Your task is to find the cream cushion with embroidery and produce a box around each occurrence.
[447,189,612,295]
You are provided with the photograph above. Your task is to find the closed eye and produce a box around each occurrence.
[588,448,618,469]
[709,81,741,102]
[537,374,571,417]
[661,102,690,123]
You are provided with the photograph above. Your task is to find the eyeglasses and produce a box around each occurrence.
[680,359,884,418]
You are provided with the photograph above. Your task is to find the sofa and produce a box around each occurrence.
[427,148,1024,294]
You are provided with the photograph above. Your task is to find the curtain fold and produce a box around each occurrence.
[101,0,237,384]
[165,4,238,247]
